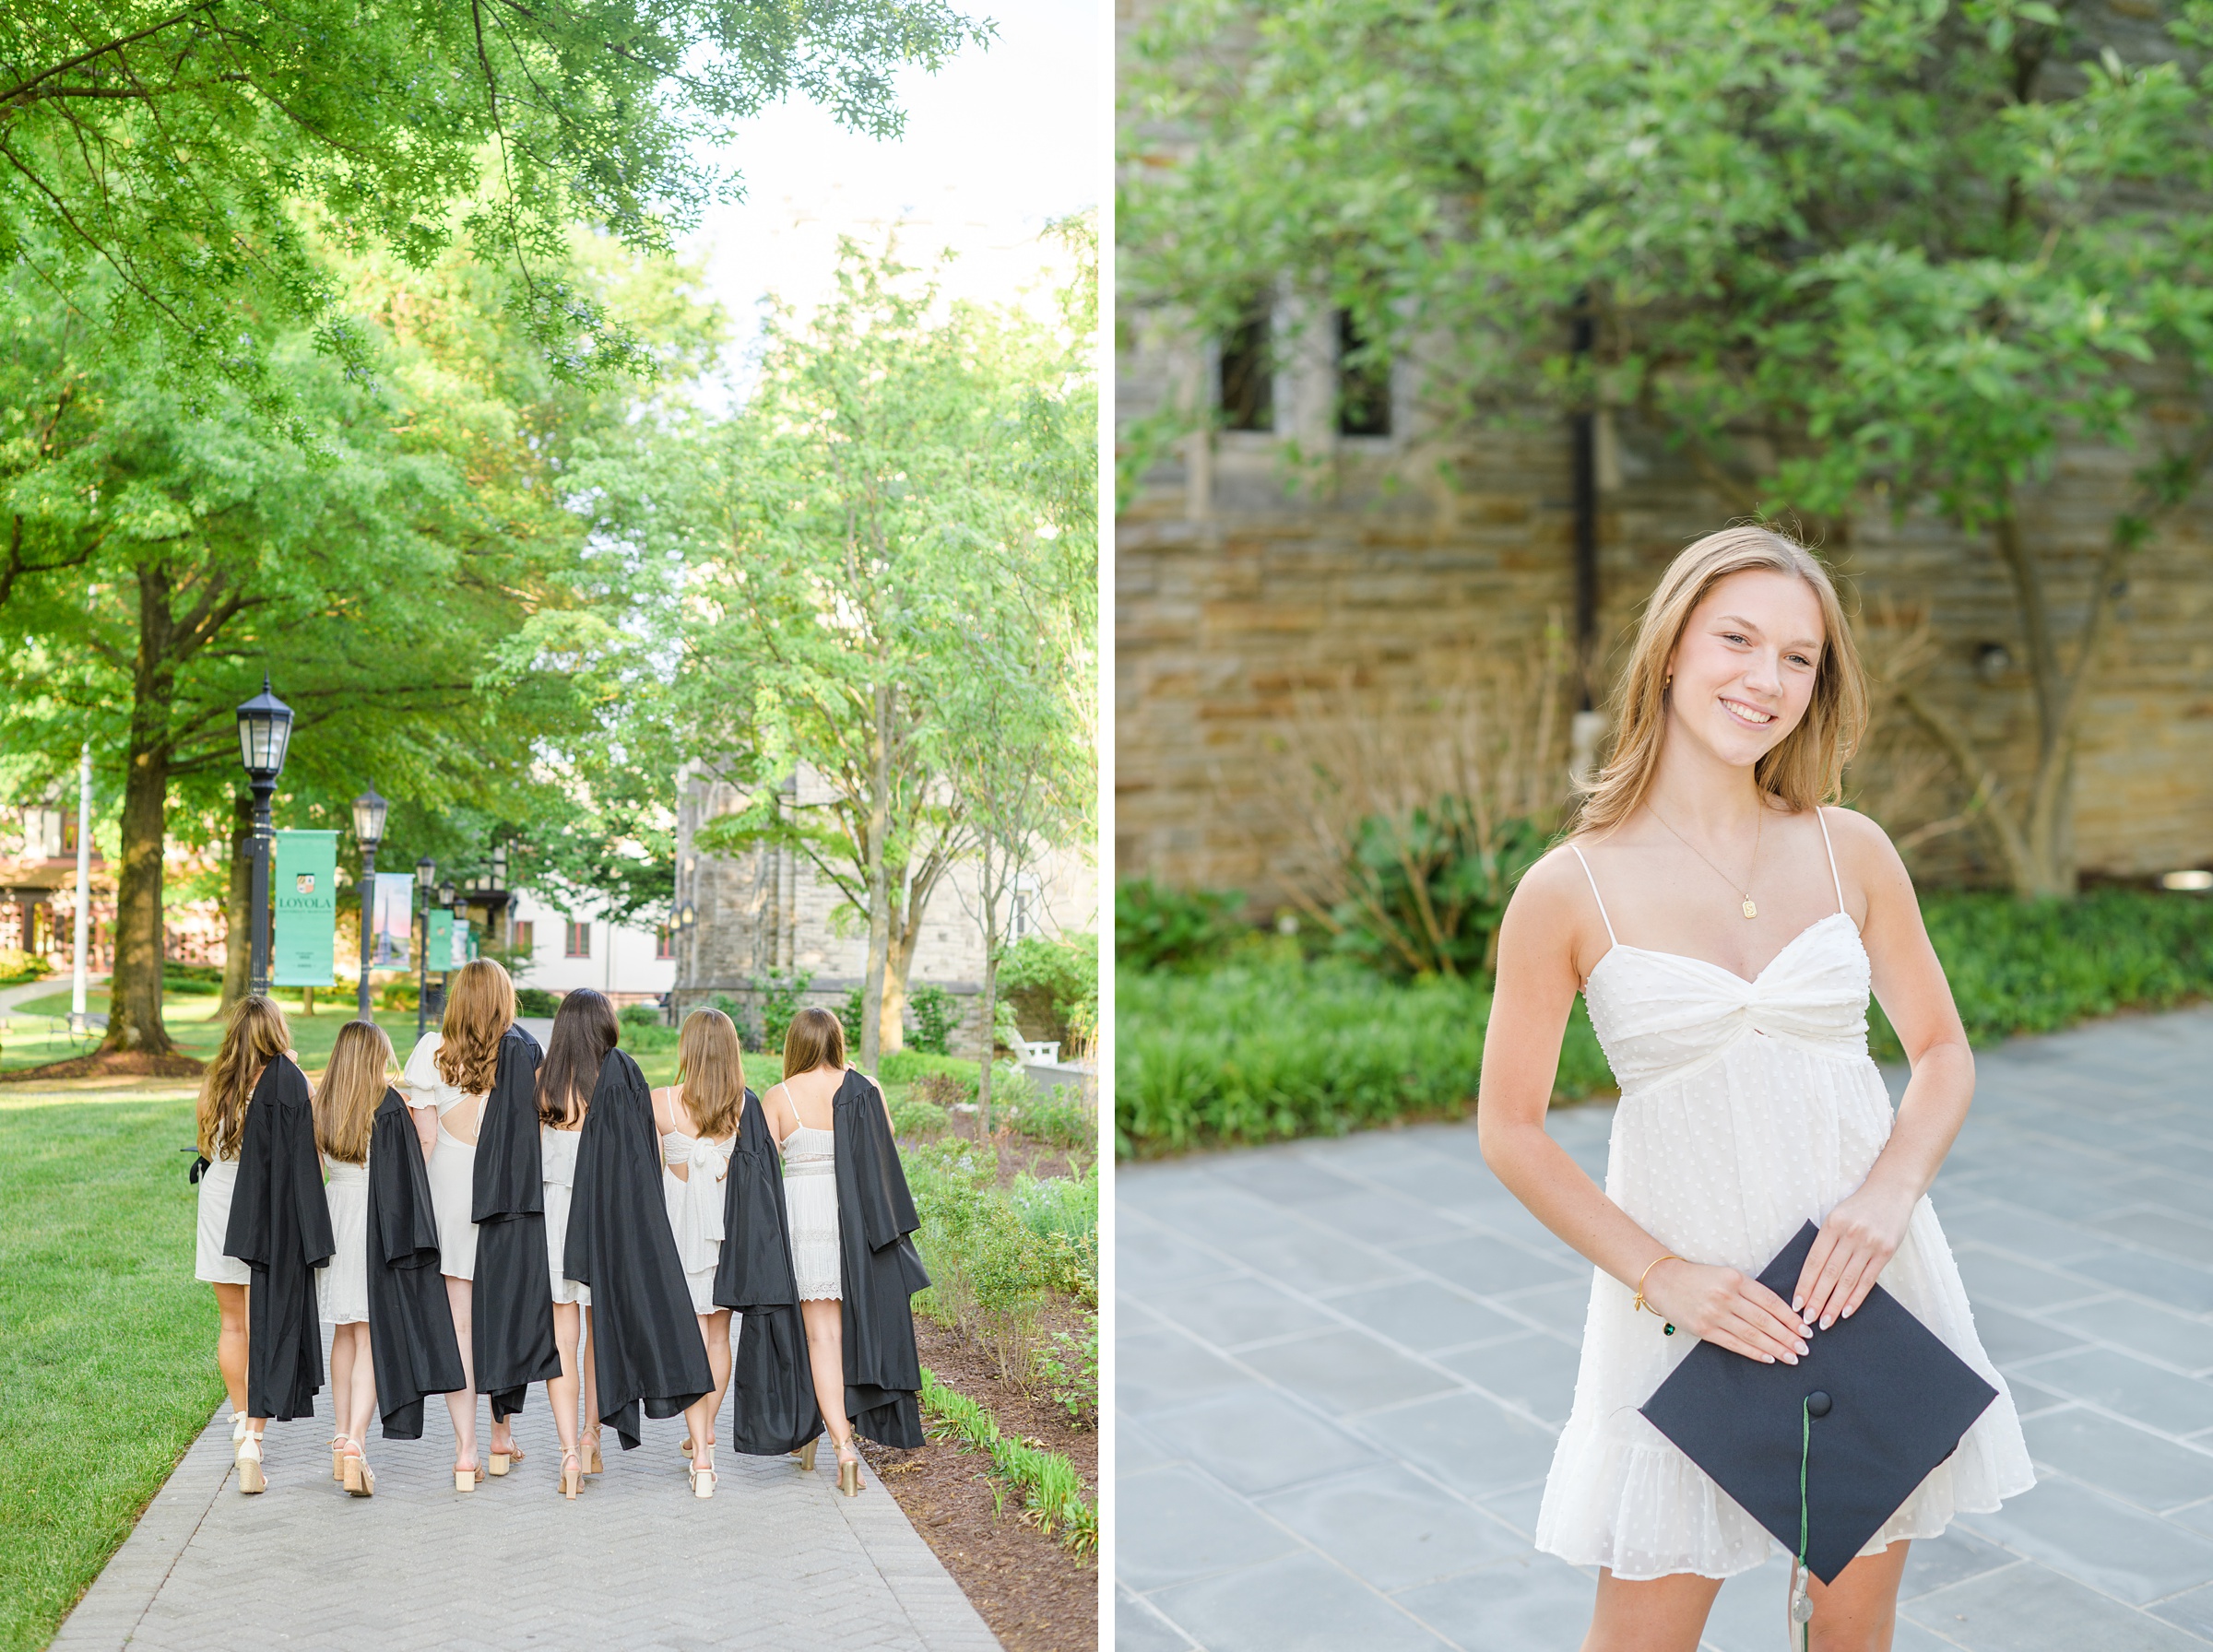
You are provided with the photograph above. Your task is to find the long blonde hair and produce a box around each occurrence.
[314,1020,394,1165]
[1570,525,1869,835]
[197,996,291,1159]
[676,1008,746,1139]
[436,958,515,1094]
[782,1005,846,1080]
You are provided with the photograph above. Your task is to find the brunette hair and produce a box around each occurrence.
[436,958,515,1093]
[676,1009,746,1139]
[1569,525,1870,836]
[197,996,291,1159]
[782,1005,846,1080]
[537,987,618,1127]
[314,1020,393,1165]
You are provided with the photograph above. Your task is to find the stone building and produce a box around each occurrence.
[669,763,1095,1056]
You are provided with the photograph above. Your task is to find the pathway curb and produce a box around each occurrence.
[51,1412,232,1650]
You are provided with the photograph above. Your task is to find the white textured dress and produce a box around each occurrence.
[402,1032,481,1281]
[542,1125,588,1306]
[662,1127,735,1315]
[1534,810,2035,1580]
[319,1156,371,1325]
[194,1148,250,1285]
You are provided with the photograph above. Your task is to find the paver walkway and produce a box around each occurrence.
[54,1380,1000,1650]
[1118,1005,2213,1651]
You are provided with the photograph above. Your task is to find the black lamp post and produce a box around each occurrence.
[415,856,435,1042]
[235,677,294,997]
[352,785,386,1020]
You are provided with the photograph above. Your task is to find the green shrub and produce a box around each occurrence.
[1318,808,1550,978]
[1870,889,2213,1058]
[619,1002,663,1028]
[378,979,419,1011]
[0,949,56,985]
[921,1367,1095,1554]
[619,1020,680,1055]
[160,962,223,996]
[1033,1318,1098,1428]
[890,1091,951,1138]
[879,1049,978,1097]
[905,1147,1099,1372]
[1116,878,1245,972]
[515,986,559,1016]
[1117,955,1614,1156]
[841,983,867,1045]
[997,933,1098,1045]
[907,983,960,1055]
[1011,1080,1094,1150]
[757,968,812,1055]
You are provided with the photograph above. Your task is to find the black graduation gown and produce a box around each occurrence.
[713,1091,823,1456]
[562,1047,714,1449]
[469,1023,559,1419]
[364,1086,467,1439]
[832,1069,930,1447]
[223,1057,334,1422]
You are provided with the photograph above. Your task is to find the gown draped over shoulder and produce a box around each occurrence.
[1533,808,2035,1582]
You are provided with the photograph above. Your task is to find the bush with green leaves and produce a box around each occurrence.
[997,932,1098,1045]
[921,1367,1095,1553]
[515,986,560,1017]
[159,962,223,996]
[756,969,812,1056]
[1118,955,1614,1156]
[1011,1080,1095,1150]
[0,949,54,986]
[1318,808,1551,979]
[841,983,868,1046]
[905,1145,1098,1376]
[879,1049,978,1097]
[907,983,961,1055]
[1116,878,1246,973]
[889,1091,951,1138]
[1034,1319,1098,1428]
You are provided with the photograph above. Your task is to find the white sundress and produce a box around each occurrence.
[542,1125,589,1306]
[1534,808,2036,1580]
[662,1127,735,1315]
[319,1157,371,1326]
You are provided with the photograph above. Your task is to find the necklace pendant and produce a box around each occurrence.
[1742,898,1757,919]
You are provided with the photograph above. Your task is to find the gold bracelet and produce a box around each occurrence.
[1632,1253,1681,1316]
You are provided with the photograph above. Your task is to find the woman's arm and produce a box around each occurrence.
[1790,809,1974,1329]
[409,1103,437,1161]
[1477,853,1810,1365]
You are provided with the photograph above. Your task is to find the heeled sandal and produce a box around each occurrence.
[329,1434,349,1484]
[834,1434,863,1498]
[454,1457,483,1493]
[583,1426,604,1476]
[488,1441,524,1476]
[792,1435,821,1473]
[558,1448,582,1501]
[341,1441,374,1498]
[236,1429,266,1495]
[688,1444,716,1500]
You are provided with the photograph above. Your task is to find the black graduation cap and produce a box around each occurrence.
[1639,1221,1998,1585]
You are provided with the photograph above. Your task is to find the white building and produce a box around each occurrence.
[503,886,674,1007]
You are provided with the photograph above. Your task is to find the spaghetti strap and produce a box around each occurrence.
[1814,807,1844,915]
[1568,844,1618,947]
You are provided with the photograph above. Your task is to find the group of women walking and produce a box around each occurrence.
[191,957,927,1504]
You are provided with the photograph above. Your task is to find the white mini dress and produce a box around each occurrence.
[194,1150,251,1286]
[662,1127,734,1315]
[779,1111,842,1302]
[1534,810,2036,1580]
[403,1032,482,1281]
[542,1124,589,1305]
[319,1156,371,1325]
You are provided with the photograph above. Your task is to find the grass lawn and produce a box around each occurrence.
[0,1090,221,1652]
[3,996,447,1078]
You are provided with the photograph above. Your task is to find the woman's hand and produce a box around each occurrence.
[1794,1183,1918,1329]
[1642,1258,1811,1365]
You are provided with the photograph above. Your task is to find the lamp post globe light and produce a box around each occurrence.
[234,677,293,998]
[415,856,435,1042]
[352,785,387,1020]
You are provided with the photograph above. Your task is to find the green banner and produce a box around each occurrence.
[426,908,454,975]
[271,830,339,987]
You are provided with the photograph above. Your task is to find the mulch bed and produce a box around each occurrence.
[0,1048,205,1082]
[859,1314,1097,1652]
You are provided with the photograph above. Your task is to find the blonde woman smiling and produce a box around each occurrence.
[1478,527,2032,1652]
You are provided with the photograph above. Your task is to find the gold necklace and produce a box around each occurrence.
[1649,802,1763,919]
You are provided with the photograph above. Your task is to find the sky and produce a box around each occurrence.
[680,0,1099,382]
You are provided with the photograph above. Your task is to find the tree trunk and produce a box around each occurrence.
[220,794,252,1011]
[101,566,178,1055]
[859,682,893,1071]
[976,838,999,1137]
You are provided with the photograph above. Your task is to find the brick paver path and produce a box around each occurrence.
[1118,1006,2213,1651]
[54,1380,1000,1650]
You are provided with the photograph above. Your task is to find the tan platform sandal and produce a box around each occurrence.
[342,1443,374,1498]
[329,1434,349,1483]
[454,1457,482,1493]
[488,1441,523,1476]
[834,1434,862,1497]
[236,1430,266,1495]
[558,1447,582,1501]
[688,1444,716,1500]
[583,1426,604,1476]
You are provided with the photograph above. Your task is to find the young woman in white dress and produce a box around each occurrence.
[193,995,293,1493]
[313,1020,393,1497]
[399,961,520,1490]
[537,986,615,1498]
[1479,527,2033,1652]
[652,1007,746,1494]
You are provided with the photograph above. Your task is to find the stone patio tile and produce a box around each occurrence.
[1213,1221,1414,1294]
[1301,1188,1476,1248]
[1119,1415,1178,1478]
[1147,1551,1451,1652]
[1458,1197,1585,1260]
[2022,1346,2213,1434]
[2152,1579,2213,1641]
[1958,1170,2138,1225]
[1903,1558,2210,1652]
[1899,1527,2018,1601]
[1391,1232,1580,1297]
[1969,1303,2091,1367]
[1141,1388,1382,1498]
[2093,1208,2213,1268]
[1698,1552,1795,1652]
[1350,1391,1561,1498]
[1494,1278,1594,1339]
[2046,1295,2213,1377]
[1114,1587,1193,1652]
[1439,1333,1583,1426]
[1138,1273,1340,1351]
[1121,1210,1241,1293]
[1949,1245,2113,1315]
[2105,1166,2213,1214]
[1237,1328,1461,1417]
[1254,1462,1528,1592]
[1393,1553,1597,1652]
[1204,1150,1368,1207]
[1117,1327,1265,1417]
[1354,1153,1523,1217]
[2022,1408,2213,1513]
[1116,1464,1303,1592]
[1935,1204,2112,1267]
[1331,1278,1525,1355]
[1480,1481,1545,1540]
[1132,1184,1313,1249]
[2060,1245,2213,1315]
[1957,1475,2213,1606]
